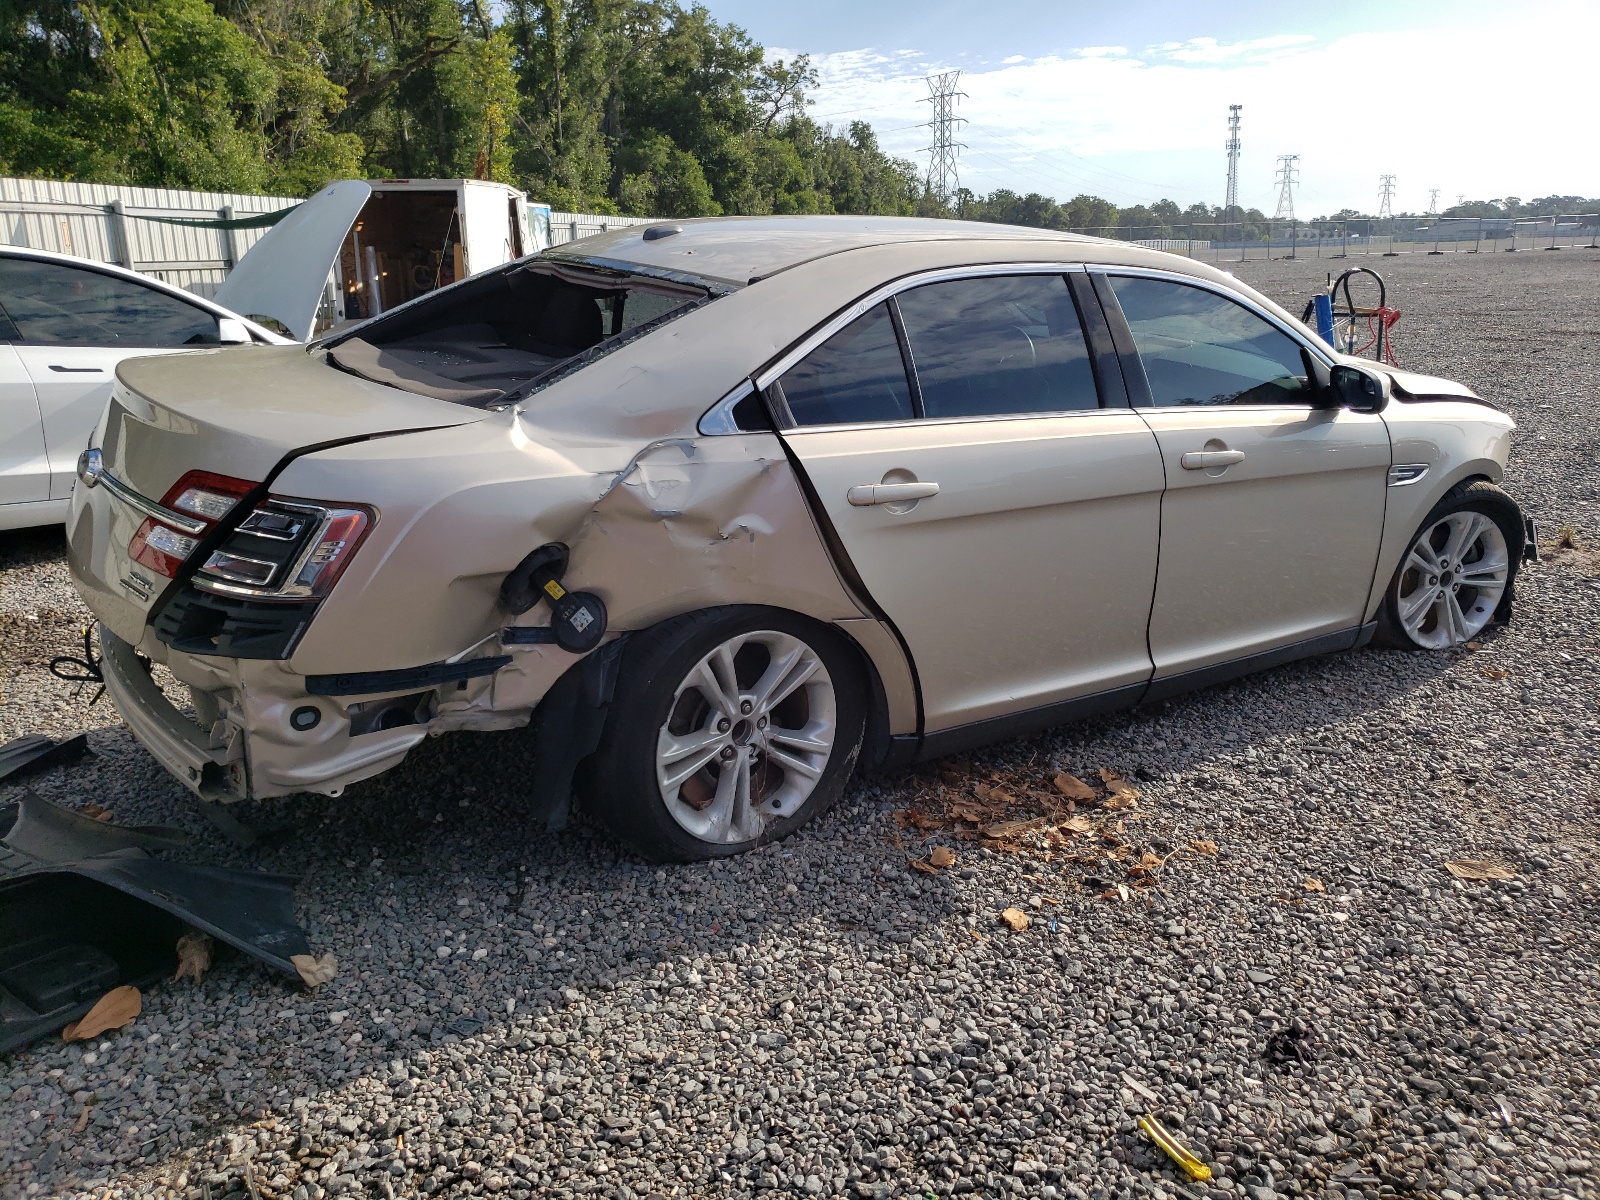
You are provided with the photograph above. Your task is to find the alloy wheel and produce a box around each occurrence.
[655,630,837,844]
[1394,510,1509,649]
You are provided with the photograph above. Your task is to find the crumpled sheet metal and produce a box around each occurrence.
[562,435,866,633]
[0,792,311,1054]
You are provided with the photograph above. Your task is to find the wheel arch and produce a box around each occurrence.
[1364,465,1522,625]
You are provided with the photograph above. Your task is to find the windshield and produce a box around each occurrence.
[321,260,718,407]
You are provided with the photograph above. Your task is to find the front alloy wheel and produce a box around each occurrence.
[1393,510,1509,647]
[1380,480,1523,650]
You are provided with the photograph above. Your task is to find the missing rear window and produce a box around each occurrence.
[323,262,716,407]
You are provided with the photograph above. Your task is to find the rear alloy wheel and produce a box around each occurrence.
[591,608,865,861]
[1379,481,1522,650]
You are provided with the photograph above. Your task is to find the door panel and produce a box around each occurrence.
[1140,406,1390,674]
[0,255,226,499]
[784,413,1164,730]
[0,344,49,505]
[17,345,181,500]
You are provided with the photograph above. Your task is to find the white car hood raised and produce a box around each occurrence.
[213,180,371,342]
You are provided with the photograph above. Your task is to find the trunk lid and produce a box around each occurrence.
[69,345,480,642]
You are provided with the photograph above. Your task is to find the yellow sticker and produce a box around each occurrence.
[543,579,566,601]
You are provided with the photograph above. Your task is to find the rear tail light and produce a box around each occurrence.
[129,471,257,579]
[169,471,254,521]
[193,499,373,600]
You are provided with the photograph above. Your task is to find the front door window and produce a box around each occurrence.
[1107,276,1312,407]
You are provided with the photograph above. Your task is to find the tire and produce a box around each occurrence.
[1376,479,1524,650]
[588,606,867,862]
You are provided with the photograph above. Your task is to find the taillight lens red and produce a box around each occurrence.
[129,471,258,579]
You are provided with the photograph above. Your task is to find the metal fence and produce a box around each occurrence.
[0,176,300,298]
[547,210,656,246]
[1072,214,1600,264]
[0,176,654,294]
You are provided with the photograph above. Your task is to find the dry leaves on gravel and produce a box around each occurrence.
[173,932,214,983]
[892,758,1209,891]
[62,986,140,1041]
[999,907,1030,932]
[292,951,338,988]
[1444,860,1518,881]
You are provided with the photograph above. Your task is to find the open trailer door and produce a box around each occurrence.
[213,180,372,342]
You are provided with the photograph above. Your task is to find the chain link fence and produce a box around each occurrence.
[1073,214,1600,264]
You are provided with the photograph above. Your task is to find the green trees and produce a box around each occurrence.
[0,0,926,212]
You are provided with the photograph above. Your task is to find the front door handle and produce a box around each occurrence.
[847,481,940,506]
[48,365,105,373]
[1180,449,1245,470]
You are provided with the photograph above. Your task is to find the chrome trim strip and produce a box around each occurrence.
[1091,264,1337,369]
[697,379,758,436]
[199,551,280,586]
[752,262,1090,392]
[97,468,207,536]
[778,404,1119,437]
[1387,463,1430,487]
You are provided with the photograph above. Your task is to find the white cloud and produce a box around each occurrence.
[1001,54,1026,64]
[1148,34,1314,63]
[802,6,1599,213]
[1076,46,1127,58]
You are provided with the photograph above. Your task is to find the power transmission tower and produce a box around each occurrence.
[1272,154,1299,221]
[1428,189,1440,214]
[1377,175,1397,220]
[1223,105,1242,217]
[921,71,967,202]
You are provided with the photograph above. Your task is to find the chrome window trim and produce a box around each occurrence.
[696,379,758,436]
[1095,266,1338,414]
[700,262,1100,436]
[94,467,208,537]
[698,259,1333,435]
[1094,264,1335,370]
[753,262,1091,393]
[779,405,1119,437]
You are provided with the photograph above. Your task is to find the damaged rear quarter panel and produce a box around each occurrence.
[273,416,867,694]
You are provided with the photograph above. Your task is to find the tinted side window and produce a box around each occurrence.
[896,274,1099,418]
[0,258,220,347]
[1108,276,1311,407]
[777,302,913,426]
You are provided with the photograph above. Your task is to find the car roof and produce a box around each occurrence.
[546,215,1107,287]
[0,245,294,343]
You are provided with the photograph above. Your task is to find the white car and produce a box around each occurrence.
[0,247,291,531]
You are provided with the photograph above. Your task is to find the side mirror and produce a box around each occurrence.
[217,317,252,345]
[1328,363,1387,413]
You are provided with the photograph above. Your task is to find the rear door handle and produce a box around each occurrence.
[47,365,104,373]
[847,481,940,506]
[1180,449,1246,470]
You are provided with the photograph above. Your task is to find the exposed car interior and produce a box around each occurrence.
[323,262,709,406]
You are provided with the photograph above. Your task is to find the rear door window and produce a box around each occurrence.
[1107,276,1313,407]
[895,274,1100,418]
[776,302,915,426]
[0,257,220,347]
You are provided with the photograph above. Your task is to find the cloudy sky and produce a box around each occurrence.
[705,0,1598,215]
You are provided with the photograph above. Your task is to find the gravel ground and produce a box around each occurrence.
[2,250,1598,1200]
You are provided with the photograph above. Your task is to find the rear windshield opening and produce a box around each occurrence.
[322,262,711,407]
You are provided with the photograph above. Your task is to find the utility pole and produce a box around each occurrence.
[1223,105,1242,218]
[1428,188,1440,214]
[1272,154,1299,221]
[921,71,967,203]
[1377,175,1397,220]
